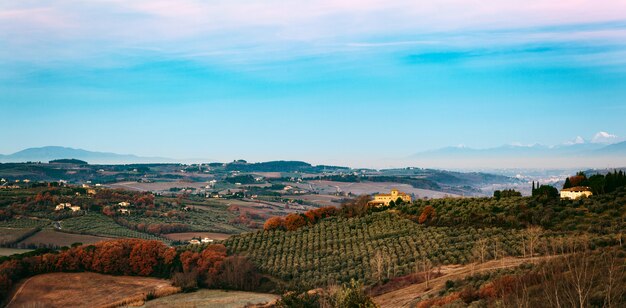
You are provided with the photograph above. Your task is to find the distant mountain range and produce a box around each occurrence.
[0,146,173,164]
[410,141,626,169]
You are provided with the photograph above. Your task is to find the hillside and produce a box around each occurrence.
[224,212,523,288]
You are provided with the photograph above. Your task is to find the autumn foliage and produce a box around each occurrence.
[0,239,259,302]
[264,216,285,230]
[284,213,307,231]
[262,196,370,232]
[418,206,436,224]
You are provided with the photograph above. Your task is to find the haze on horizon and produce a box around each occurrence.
[2,1,626,169]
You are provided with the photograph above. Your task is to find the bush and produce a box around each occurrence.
[172,270,198,292]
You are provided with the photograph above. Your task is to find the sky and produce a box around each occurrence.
[1,0,626,168]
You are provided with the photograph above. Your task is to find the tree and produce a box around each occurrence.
[263,216,285,230]
[419,206,436,224]
[588,174,606,195]
[533,185,558,200]
[219,256,260,290]
[525,226,542,262]
[371,250,386,284]
[284,213,307,231]
[493,190,502,199]
[563,177,573,189]
[473,238,489,264]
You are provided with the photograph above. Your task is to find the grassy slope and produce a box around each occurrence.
[224,212,523,288]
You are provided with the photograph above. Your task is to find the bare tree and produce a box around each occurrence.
[562,238,597,308]
[421,256,433,289]
[371,250,385,284]
[473,238,488,264]
[525,226,542,262]
[603,248,625,308]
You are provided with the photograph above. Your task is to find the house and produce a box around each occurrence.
[118,201,131,207]
[69,206,81,212]
[368,189,412,207]
[201,238,214,243]
[86,188,97,195]
[55,203,73,211]
[560,187,593,200]
[189,239,201,245]
[118,208,130,214]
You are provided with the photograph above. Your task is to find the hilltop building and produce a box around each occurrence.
[369,189,412,207]
[560,187,593,200]
[55,203,81,212]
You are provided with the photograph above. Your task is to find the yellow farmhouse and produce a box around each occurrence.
[369,189,412,207]
[560,186,593,200]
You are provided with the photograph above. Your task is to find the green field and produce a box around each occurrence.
[60,213,171,243]
[0,218,50,229]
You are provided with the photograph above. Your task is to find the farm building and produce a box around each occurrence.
[560,186,593,200]
[55,203,72,211]
[369,189,412,207]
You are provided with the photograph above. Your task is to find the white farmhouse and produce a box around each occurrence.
[560,187,593,200]
[55,203,72,211]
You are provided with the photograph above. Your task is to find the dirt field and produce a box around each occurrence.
[0,248,32,256]
[293,194,344,206]
[141,289,279,308]
[108,181,210,192]
[0,228,36,245]
[18,230,114,247]
[163,232,232,241]
[373,256,555,307]
[7,272,176,308]
[307,180,461,199]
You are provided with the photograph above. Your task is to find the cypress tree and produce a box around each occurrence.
[563,177,572,189]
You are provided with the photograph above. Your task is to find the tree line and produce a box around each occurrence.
[0,239,263,303]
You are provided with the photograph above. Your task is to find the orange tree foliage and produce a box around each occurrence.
[303,206,338,224]
[284,213,307,231]
[418,206,436,224]
[262,195,373,232]
[0,239,223,301]
[179,244,227,286]
[0,241,257,301]
[263,216,285,230]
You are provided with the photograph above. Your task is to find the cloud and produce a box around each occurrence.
[565,136,586,145]
[2,0,626,68]
[591,131,619,143]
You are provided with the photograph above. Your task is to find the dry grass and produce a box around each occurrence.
[107,181,209,192]
[0,248,33,256]
[373,256,557,308]
[141,289,279,308]
[7,272,178,308]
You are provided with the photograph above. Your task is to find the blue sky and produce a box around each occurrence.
[1,1,626,167]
